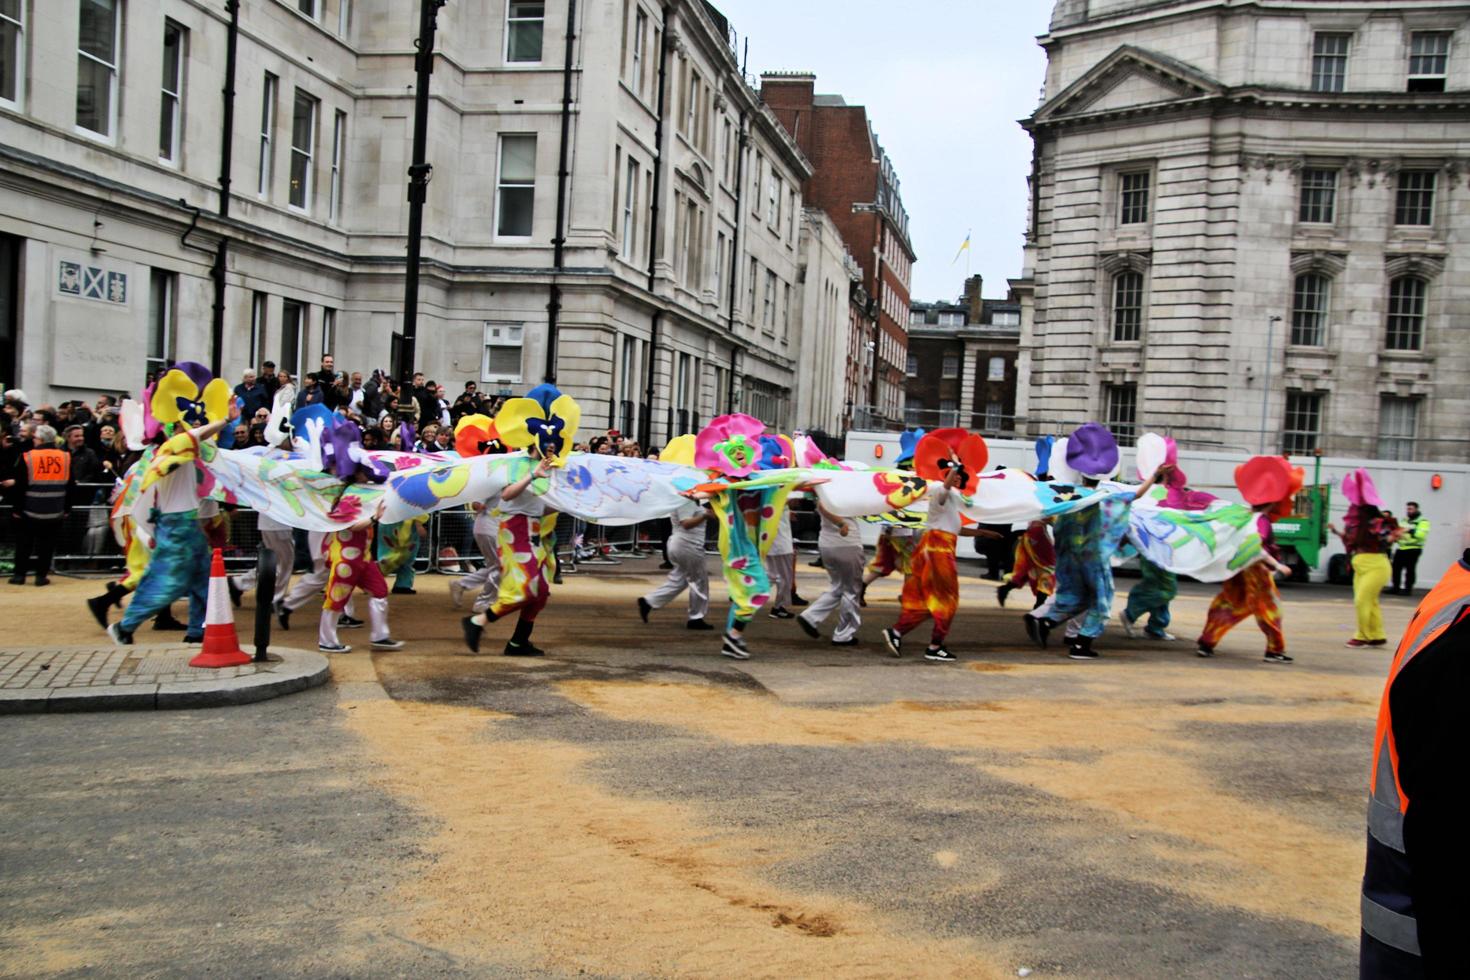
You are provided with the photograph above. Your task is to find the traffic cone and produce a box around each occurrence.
[190,548,253,668]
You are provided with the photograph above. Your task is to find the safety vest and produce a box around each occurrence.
[21,449,70,519]
[1361,554,1470,967]
[1399,517,1430,552]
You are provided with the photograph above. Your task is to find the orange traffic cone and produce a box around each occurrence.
[190,548,253,668]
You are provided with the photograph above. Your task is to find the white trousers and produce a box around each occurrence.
[282,531,353,618]
[231,529,296,604]
[319,596,390,648]
[1028,593,1081,638]
[799,547,864,642]
[643,536,709,621]
[458,529,502,610]
[765,551,795,609]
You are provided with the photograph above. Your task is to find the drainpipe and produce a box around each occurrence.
[640,2,673,450]
[545,0,578,384]
[209,0,241,378]
[724,108,748,414]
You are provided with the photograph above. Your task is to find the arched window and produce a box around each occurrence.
[1290,273,1329,347]
[1386,276,1427,351]
[1111,271,1143,342]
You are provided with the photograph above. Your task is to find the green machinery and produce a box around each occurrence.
[1271,453,1330,581]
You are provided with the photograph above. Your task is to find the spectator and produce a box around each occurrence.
[348,372,366,417]
[295,372,323,409]
[361,372,386,420]
[5,424,75,586]
[411,372,438,428]
[276,369,293,391]
[414,422,441,453]
[64,425,103,490]
[97,423,123,478]
[260,360,280,398]
[234,370,271,419]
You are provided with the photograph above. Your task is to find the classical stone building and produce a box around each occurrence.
[905,276,1021,434]
[1017,0,1470,460]
[759,72,916,428]
[0,0,826,446]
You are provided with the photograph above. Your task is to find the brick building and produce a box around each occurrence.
[905,276,1021,433]
[758,72,916,427]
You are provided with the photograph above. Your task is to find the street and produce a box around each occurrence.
[0,562,1408,978]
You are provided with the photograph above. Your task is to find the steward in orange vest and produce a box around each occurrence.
[7,438,76,586]
[1361,550,1470,978]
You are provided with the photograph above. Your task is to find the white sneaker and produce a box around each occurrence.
[1118,612,1137,639]
[448,580,466,608]
[1146,630,1178,642]
[371,637,405,650]
[319,642,351,653]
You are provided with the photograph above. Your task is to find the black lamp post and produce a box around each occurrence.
[400,0,447,398]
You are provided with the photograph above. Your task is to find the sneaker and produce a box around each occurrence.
[924,646,957,663]
[685,618,715,631]
[638,597,652,623]
[449,580,466,608]
[34,575,50,587]
[1118,612,1137,639]
[797,616,820,639]
[790,594,810,607]
[1023,614,1039,645]
[1145,630,1177,642]
[769,607,795,620]
[1068,644,1099,661]
[658,560,674,570]
[832,637,860,647]
[996,584,1013,608]
[319,642,352,653]
[87,593,114,629]
[152,611,187,632]
[227,579,242,608]
[1367,639,1388,647]
[183,634,204,644]
[1345,639,1369,648]
[276,602,291,631]
[504,641,545,657]
[106,622,134,647]
[721,633,750,660]
[391,586,416,595]
[338,615,365,629]
[1264,651,1294,664]
[461,616,484,654]
[882,627,902,658]
[1196,643,1215,658]
[1025,615,1053,649]
[371,637,405,650]
[6,575,23,585]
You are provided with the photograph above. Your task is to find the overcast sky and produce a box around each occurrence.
[721,0,1054,304]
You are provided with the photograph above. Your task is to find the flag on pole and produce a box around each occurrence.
[951,232,971,266]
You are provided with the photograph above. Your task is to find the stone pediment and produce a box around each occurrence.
[1031,45,1222,125]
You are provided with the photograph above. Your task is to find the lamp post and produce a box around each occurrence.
[400,0,447,392]
[1259,314,1282,454]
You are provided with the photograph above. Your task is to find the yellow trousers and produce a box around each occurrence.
[1351,552,1391,642]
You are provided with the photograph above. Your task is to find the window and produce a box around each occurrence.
[1105,384,1137,445]
[1298,168,1337,223]
[1378,397,1419,461]
[337,0,351,38]
[762,271,776,331]
[146,270,176,378]
[781,282,791,341]
[1119,171,1150,225]
[1283,391,1323,454]
[321,307,335,357]
[258,73,277,197]
[159,21,185,162]
[619,157,639,259]
[328,110,346,223]
[1311,33,1349,92]
[939,399,958,426]
[280,300,305,375]
[767,172,780,225]
[909,310,924,326]
[506,2,544,64]
[905,353,917,376]
[751,154,764,217]
[496,134,536,238]
[296,0,319,17]
[991,310,1020,326]
[984,400,1003,430]
[787,190,797,243]
[0,0,22,108]
[941,353,959,378]
[721,120,733,185]
[1290,273,1329,347]
[1111,271,1143,342]
[714,232,726,300]
[1408,32,1450,92]
[288,90,318,211]
[1394,170,1435,226]
[987,356,1005,381]
[76,0,120,137]
[249,291,268,366]
[1386,276,1427,351]
[482,323,524,383]
[937,311,963,327]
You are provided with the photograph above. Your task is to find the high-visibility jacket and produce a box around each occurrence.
[1361,553,1470,975]
[21,448,70,519]
[1398,518,1430,553]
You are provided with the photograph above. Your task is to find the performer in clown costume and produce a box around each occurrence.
[637,435,715,630]
[882,428,989,663]
[105,365,239,646]
[861,428,922,607]
[448,414,504,611]
[461,385,576,657]
[996,437,1057,611]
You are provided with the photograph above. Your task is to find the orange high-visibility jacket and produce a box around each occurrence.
[21,448,70,519]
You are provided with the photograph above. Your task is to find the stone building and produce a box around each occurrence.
[758,72,916,428]
[792,207,864,435]
[1017,0,1470,460]
[905,276,1021,434]
[0,0,822,446]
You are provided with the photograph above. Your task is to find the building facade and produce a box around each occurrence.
[905,275,1021,434]
[792,207,862,435]
[0,0,822,447]
[1017,0,1470,460]
[758,72,917,428]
